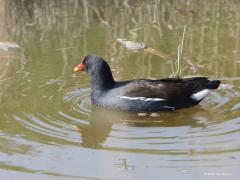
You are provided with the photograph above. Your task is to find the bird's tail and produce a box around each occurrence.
[206,80,221,89]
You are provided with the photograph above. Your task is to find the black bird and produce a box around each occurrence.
[74,54,221,112]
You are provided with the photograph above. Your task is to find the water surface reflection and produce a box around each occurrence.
[0,0,240,179]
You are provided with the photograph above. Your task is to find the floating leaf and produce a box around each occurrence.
[117,38,146,50]
[117,38,170,59]
[0,42,20,51]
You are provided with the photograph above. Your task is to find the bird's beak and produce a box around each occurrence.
[74,63,84,72]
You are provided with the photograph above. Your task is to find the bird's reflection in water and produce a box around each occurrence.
[76,106,213,149]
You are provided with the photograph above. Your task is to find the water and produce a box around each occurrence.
[0,1,240,179]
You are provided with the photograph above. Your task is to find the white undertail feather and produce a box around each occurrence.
[190,89,209,101]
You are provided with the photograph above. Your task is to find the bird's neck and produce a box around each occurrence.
[89,65,115,91]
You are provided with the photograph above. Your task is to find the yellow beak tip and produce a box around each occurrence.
[74,67,79,72]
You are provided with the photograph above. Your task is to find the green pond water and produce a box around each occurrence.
[0,1,240,179]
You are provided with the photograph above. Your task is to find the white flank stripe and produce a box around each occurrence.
[190,89,209,101]
[163,106,176,110]
[118,96,165,102]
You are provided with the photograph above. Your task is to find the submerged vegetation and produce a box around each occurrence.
[1,0,240,82]
[117,26,186,78]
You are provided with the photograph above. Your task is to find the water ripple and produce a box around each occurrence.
[9,83,240,165]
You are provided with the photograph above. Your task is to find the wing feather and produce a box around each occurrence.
[118,78,206,104]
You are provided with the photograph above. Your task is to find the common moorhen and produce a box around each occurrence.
[74,54,221,112]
